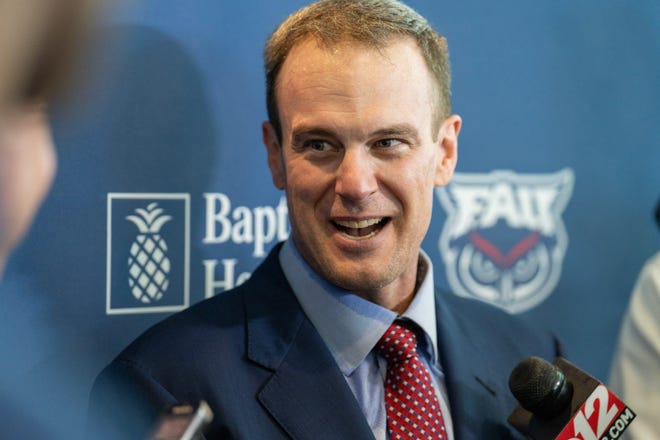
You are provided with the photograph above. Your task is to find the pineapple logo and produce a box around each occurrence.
[126,203,172,303]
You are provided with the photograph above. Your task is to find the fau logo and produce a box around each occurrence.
[436,169,574,313]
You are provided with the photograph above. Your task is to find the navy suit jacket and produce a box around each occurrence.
[89,244,561,439]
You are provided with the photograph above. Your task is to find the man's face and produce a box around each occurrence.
[0,107,56,276]
[263,37,460,310]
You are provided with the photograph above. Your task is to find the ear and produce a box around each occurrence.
[434,114,461,187]
[262,121,286,189]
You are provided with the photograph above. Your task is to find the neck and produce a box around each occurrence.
[355,256,427,314]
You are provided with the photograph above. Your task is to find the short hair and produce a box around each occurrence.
[264,0,452,142]
[0,0,93,109]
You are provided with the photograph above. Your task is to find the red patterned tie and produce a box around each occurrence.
[376,320,447,440]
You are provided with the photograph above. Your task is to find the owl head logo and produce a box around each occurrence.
[437,169,574,314]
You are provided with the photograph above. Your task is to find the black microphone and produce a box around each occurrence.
[507,357,635,440]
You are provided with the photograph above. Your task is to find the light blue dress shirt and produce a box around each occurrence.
[279,238,455,440]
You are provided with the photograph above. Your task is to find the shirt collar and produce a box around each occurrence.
[279,238,438,375]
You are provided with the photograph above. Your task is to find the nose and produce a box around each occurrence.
[334,148,378,202]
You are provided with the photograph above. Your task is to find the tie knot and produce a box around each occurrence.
[376,321,419,364]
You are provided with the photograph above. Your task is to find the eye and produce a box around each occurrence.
[307,140,333,152]
[374,139,402,148]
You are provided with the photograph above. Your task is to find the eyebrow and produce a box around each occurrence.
[370,124,421,144]
[291,123,421,145]
[291,127,335,146]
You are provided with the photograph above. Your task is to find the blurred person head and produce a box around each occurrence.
[0,0,93,277]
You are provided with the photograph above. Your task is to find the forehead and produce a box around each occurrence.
[278,35,431,87]
[275,37,437,131]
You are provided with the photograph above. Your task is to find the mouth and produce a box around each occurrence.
[332,217,390,239]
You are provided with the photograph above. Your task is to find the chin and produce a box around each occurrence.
[324,265,394,293]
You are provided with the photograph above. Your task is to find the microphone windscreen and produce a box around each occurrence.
[509,356,573,419]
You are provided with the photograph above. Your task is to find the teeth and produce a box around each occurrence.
[334,218,382,229]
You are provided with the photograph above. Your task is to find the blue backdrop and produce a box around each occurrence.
[1,0,658,436]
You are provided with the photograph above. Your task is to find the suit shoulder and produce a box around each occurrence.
[109,248,286,375]
[115,286,246,368]
[436,288,561,356]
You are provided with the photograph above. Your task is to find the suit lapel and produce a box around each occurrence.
[435,291,509,440]
[244,248,375,440]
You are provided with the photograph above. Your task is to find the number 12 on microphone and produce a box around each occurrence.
[556,384,635,440]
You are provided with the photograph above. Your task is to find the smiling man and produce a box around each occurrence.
[263,34,460,313]
[89,1,560,439]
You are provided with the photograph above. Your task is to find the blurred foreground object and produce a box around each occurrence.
[609,201,660,440]
[0,0,97,277]
[0,0,96,111]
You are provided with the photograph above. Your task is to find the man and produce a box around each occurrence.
[89,1,560,438]
[0,108,55,278]
[0,0,65,278]
[0,1,94,437]
[0,0,92,277]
